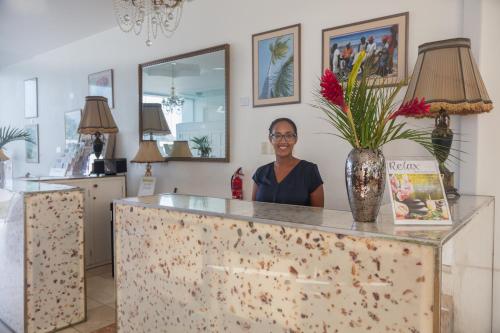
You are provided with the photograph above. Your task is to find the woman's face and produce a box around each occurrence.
[269,121,297,158]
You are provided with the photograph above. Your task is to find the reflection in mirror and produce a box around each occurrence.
[140,44,229,162]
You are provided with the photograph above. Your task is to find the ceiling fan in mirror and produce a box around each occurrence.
[113,0,188,46]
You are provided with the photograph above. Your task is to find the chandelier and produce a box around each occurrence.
[162,63,184,113]
[113,0,185,46]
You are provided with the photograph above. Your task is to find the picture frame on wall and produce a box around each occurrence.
[252,24,301,107]
[24,78,38,118]
[88,69,114,108]
[25,124,39,163]
[64,109,82,146]
[322,12,408,87]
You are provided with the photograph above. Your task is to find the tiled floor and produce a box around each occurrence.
[60,264,116,333]
[0,264,117,333]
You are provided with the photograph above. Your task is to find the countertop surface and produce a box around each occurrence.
[0,179,78,194]
[115,193,494,246]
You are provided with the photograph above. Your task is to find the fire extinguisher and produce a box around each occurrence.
[231,167,244,200]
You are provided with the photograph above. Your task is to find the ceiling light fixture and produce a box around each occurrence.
[113,0,185,46]
[162,63,184,113]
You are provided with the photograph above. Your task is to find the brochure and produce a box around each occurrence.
[386,160,452,225]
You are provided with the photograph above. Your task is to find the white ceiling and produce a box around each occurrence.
[0,0,116,69]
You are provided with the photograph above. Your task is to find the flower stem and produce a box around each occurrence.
[345,106,360,148]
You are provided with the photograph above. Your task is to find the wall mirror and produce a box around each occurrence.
[139,44,230,162]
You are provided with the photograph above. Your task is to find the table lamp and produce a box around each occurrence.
[142,103,171,140]
[131,140,165,176]
[169,140,192,158]
[78,96,119,159]
[402,38,493,198]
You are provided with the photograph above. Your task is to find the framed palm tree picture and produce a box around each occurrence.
[252,24,300,107]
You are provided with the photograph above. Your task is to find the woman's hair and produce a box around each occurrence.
[268,118,297,136]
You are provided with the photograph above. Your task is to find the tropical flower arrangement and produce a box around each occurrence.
[314,51,445,222]
[316,50,434,152]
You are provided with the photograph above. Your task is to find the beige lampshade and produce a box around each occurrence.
[169,140,192,157]
[142,103,171,135]
[0,149,9,161]
[403,38,493,117]
[78,96,119,134]
[131,140,165,163]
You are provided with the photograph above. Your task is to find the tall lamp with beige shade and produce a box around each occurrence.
[142,103,171,140]
[131,140,165,176]
[403,38,493,198]
[78,96,119,159]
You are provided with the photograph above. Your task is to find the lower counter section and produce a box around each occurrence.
[115,203,437,332]
[0,185,85,333]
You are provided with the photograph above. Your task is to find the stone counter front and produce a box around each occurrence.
[115,204,436,332]
[0,184,85,333]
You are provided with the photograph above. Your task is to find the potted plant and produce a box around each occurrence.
[190,136,212,158]
[0,126,32,186]
[315,51,442,222]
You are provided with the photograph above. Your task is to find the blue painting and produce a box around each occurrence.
[253,24,300,107]
[258,33,294,99]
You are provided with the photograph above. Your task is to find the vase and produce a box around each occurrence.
[345,148,386,222]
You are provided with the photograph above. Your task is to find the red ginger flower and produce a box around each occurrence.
[320,69,345,109]
[390,98,430,119]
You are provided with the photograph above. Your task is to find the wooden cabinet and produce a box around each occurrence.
[42,176,126,268]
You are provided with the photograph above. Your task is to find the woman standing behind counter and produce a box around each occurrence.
[252,118,324,207]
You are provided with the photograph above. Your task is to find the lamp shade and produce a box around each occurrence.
[78,96,119,134]
[169,140,192,157]
[0,149,9,161]
[131,140,165,163]
[142,103,171,135]
[403,38,493,117]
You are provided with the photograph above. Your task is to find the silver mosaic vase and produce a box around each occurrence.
[345,148,385,222]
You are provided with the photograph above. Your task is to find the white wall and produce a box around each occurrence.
[0,0,464,209]
[463,0,500,330]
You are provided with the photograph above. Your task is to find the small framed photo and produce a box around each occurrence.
[252,24,301,107]
[64,109,82,146]
[25,124,39,163]
[322,12,408,87]
[88,69,114,108]
[24,78,38,118]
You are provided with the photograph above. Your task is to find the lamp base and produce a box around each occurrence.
[93,132,104,159]
[432,109,459,201]
[441,166,460,201]
[145,162,153,177]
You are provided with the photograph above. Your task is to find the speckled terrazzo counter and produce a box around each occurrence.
[114,194,494,333]
[0,180,85,332]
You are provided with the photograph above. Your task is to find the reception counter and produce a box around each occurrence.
[0,180,85,332]
[114,194,494,333]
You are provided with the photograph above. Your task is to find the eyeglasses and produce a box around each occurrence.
[270,133,297,142]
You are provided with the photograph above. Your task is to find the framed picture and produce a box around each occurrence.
[64,109,82,146]
[25,124,39,163]
[88,69,114,108]
[322,12,408,87]
[24,78,38,118]
[252,24,300,107]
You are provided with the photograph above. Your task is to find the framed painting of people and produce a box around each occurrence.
[253,24,301,107]
[322,13,408,87]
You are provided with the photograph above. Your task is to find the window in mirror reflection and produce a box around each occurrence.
[141,48,227,159]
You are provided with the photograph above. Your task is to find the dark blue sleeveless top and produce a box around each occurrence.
[252,160,323,206]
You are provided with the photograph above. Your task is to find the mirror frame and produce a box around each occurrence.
[138,44,230,162]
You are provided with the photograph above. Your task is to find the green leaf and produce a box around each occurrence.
[0,126,33,149]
